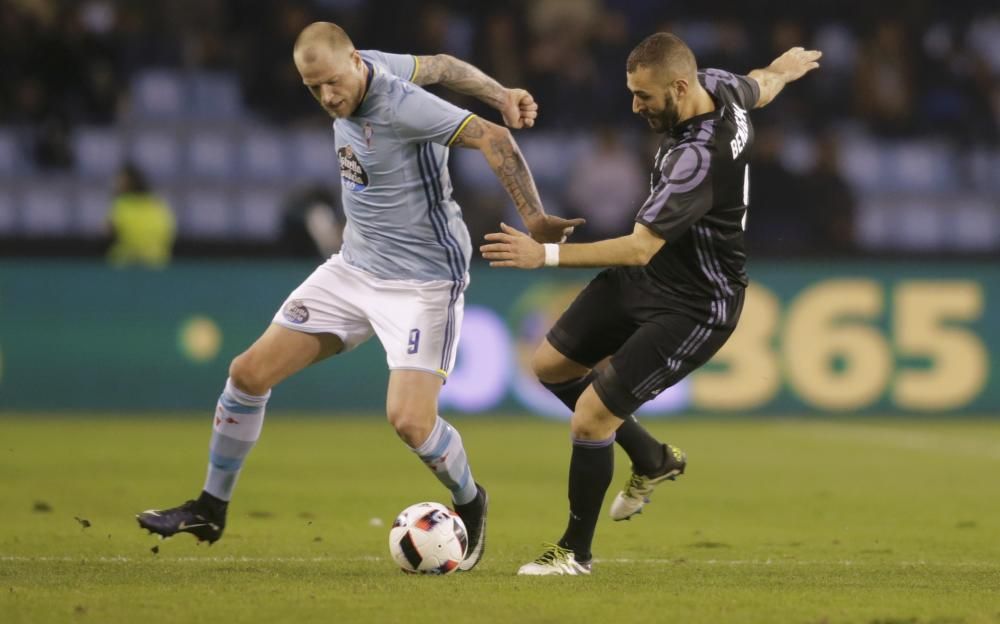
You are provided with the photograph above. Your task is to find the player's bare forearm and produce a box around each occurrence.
[748,47,822,108]
[747,68,786,108]
[415,55,539,129]
[555,225,665,268]
[556,237,648,268]
[414,54,506,110]
[481,223,664,270]
[453,117,584,242]
[454,117,542,224]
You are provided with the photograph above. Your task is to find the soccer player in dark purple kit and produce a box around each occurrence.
[481,33,821,575]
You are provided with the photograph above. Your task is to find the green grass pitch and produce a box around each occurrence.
[1,415,999,623]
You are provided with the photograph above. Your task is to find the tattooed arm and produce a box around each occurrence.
[451,116,583,242]
[414,54,538,129]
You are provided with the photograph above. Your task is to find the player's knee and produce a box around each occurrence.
[570,390,619,440]
[531,344,569,383]
[387,406,435,447]
[228,353,272,397]
[569,411,609,441]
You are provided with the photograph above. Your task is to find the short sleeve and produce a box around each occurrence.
[731,74,760,109]
[360,50,418,81]
[635,145,714,243]
[392,80,476,146]
[701,68,760,110]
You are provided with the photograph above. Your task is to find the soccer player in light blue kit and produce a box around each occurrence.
[137,22,582,572]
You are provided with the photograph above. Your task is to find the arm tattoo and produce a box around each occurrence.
[487,134,541,222]
[449,116,486,147]
[490,139,542,223]
[415,54,507,110]
[451,118,541,222]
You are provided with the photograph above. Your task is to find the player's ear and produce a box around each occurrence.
[673,78,689,100]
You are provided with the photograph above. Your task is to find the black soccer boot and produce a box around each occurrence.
[453,483,488,571]
[136,491,227,544]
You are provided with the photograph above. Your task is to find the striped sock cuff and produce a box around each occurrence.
[225,378,271,407]
[413,417,447,456]
[571,433,616,449]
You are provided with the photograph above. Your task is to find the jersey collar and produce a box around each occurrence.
[352,59,376,118]
[671,84,723,137]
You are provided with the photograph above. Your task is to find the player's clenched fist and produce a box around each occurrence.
[527,214,585,244]
[502,88,539,129]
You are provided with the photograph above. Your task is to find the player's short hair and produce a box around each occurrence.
[626,33,697,78]
[294,22,354,59]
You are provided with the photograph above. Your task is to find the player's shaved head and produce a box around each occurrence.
[626,32,697,81]
[294,21,354,64]
[293,21,368,119]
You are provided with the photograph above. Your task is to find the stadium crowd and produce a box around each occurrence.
[1,0,997,257]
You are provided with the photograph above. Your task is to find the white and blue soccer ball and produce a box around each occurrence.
[388,502,468,574]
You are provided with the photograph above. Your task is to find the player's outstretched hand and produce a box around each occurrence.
[481,223,546,269]
[769,47,822,83]
[527,214,586,244]
[501,88,539,129]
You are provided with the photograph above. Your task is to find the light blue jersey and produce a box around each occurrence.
[331,50,477,282]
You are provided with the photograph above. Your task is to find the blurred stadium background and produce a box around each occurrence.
[2,1,999,622]
[0,0,996,415]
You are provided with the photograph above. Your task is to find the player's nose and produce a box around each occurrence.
[632,96,642,114]
[320,84,338,105]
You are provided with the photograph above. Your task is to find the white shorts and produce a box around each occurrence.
[272,255,467,379]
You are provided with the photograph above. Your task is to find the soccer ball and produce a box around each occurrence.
[388,502,468,574]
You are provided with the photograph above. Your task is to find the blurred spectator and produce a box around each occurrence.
[107,163,176,268]
[854,20,916,137]
[798,133,856,253]
[480,10,525,90]
[524,0,603,129]
[279,185,342,258]
[564,127,645,240]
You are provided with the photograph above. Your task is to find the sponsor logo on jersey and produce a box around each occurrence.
[283,299,310,324]
[338,144,369,191]
[730,104,749,159]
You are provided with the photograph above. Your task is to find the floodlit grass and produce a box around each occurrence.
[1,415,999,623]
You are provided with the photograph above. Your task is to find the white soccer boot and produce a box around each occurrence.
[517,543,592,576]
[609,444,687,521]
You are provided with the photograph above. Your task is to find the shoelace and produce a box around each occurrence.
[624,472,650,496]
[533,543,574,564]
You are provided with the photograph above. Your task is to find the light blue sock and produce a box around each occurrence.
[412,417,478,505]
[203,378,269,501]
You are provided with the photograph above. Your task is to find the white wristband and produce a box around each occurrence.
[543,243,560,267]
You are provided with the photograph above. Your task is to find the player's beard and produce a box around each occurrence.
[643,93,680,134]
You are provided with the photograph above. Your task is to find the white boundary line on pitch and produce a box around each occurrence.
[2,555,997,567]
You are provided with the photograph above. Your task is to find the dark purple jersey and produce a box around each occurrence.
[635,68,759,299]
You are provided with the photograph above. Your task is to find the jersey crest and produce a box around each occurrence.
[338,144,369,191]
